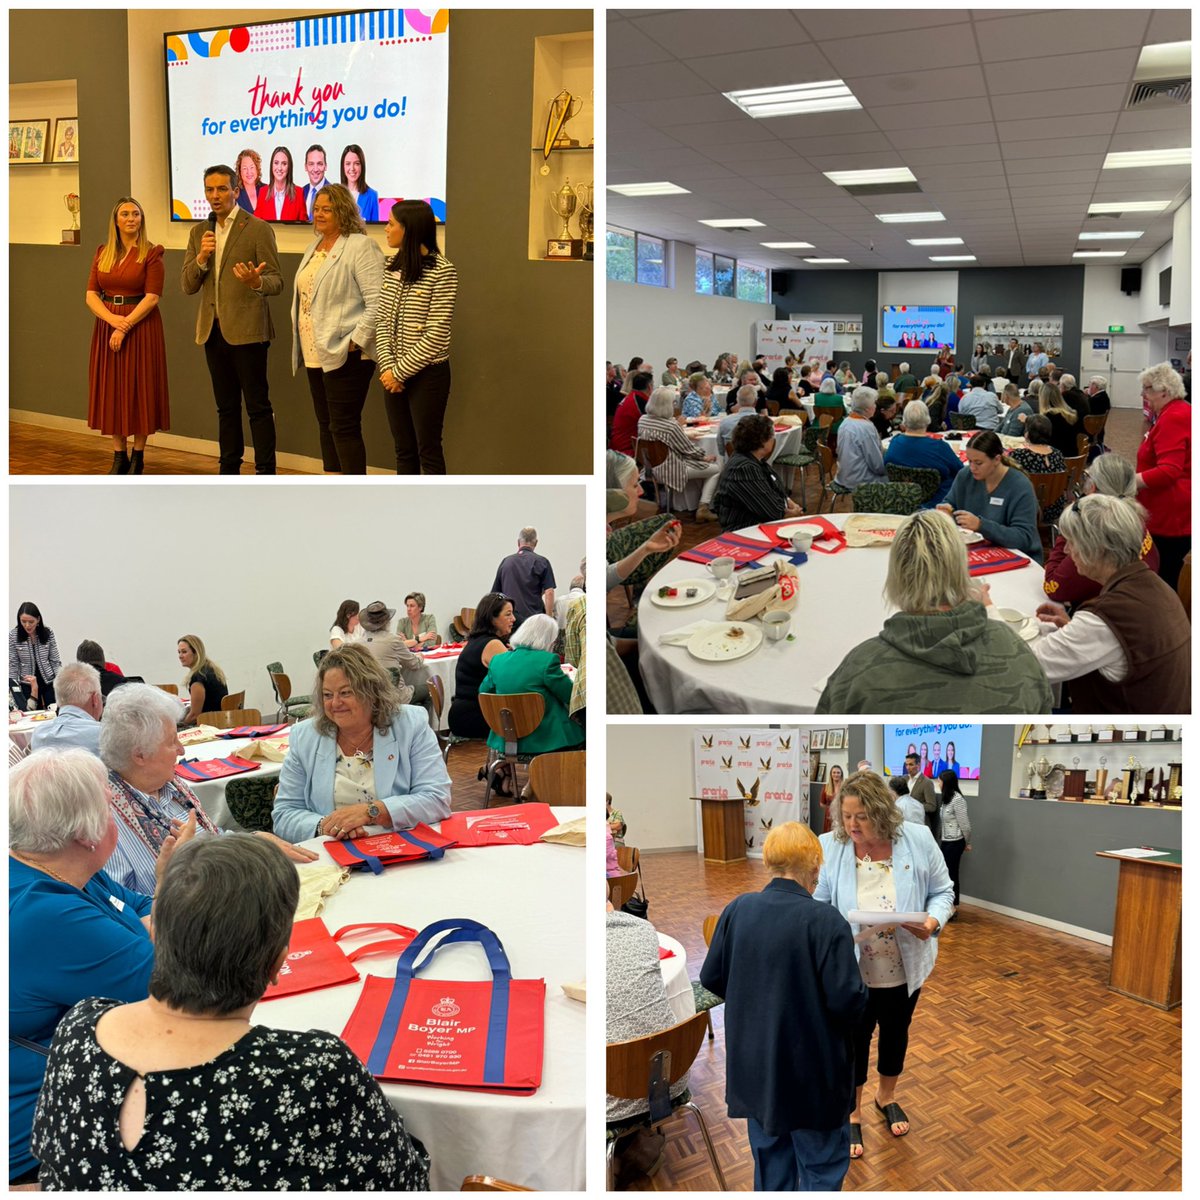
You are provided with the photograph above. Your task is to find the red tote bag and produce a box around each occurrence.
[341,918,546,1095]
[322,823,457,875]
[260,919,419,1000]
[438,802,560,847]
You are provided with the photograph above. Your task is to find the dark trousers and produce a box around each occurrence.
[1151,533,1191,593]
[940,837,966,905]
[747,1118,849,1192]
[203,320,275,474]
[853,985,921,1087]
[306,350,375,475]
[924,805,941,842]
[384,360,451,474]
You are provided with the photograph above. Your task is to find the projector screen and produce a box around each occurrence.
[881,305,956,350]
[164,9,450,223]
[883,723,982,781]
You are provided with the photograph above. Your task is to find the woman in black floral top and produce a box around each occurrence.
[31,835,429,1191]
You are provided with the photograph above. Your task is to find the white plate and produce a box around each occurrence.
[1017,618,1041,642]
[687,622,763,663]
[775,521,829,541]
[959,529,984,545]
[649,578,718,608]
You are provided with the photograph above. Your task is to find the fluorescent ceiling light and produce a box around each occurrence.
[929,255,976,262]
[824,167,916,187]
[725,80,861,119]
[1073,251,1126,258]
[699,218,765,228]
[1135,40,1191,77]
[1088,201,1170,213]
[761,241,814,249]
[1103,148,1190,169]
[804,257,848,264]
[875,211,945,224]
[907,237,964,246]
[1078,231,1144,240]
[607,181,691,197]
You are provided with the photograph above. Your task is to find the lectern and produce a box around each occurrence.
[694,796,745,864]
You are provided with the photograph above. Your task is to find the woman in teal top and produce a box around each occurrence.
[398,591,441,648]
[478,614,585,755]
[936,429,1043,563]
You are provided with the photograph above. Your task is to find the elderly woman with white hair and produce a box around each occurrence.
[605,449,682,615]
[478,613,584,755]
[817,509,1052,714]
[1043,453,1159,608]
[9,749,191,1186]
[1136,361,1191,589]
[882,399,963,506]
[636,385,721,520]
[100,683,316,894]
[1032,493,1189,712]
[833,387,888,491]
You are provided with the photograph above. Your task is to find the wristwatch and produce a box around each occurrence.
[366,802,381,821]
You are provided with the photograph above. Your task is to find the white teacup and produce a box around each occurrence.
[706,556,736,581]
[763,609,791,641]
[789,529,816,553]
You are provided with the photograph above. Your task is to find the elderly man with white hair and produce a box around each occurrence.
[1085,376,1112,444]
[958,375,1005,431]
[883,400,963,506]
[1057,373,1090,422]
[893,362,917,393]
[833,387,888,491]
[636,385,721,520]
[1031,493,1190,712]
[99,683,317,894]
[718,384,760,458]
[29,662,104,756]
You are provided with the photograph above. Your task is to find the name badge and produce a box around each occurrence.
[989,497,1005,506]
[108,895,126,913]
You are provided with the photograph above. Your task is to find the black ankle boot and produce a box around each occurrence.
[129,450,145,475]
[109,451,130,475]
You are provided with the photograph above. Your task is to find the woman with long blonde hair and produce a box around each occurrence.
[1036,381,1079,458]
[819,763,845,834]
[176,635,229,723]
[85,196,170,474]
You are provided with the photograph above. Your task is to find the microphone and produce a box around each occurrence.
[206,211,217,232]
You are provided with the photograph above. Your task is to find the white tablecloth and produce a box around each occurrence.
[181,734,285,832]
[685,420,806,464]
[636,511,1048,714]
[417,649,462,730]
[254,808,584,1192]
[657,932,695,1025]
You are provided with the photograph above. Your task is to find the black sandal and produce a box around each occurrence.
[874,1099,909,1137]
[849,1122,863,1159]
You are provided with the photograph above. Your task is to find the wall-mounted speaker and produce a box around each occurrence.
[1120,266,1142,295]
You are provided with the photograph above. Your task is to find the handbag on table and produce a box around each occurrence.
[322,823,457,875]
[260,918,418,1000]
[341,918,546,1095]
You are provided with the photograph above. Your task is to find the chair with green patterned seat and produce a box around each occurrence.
[773,424,822,512]
[885,463,942,507]
[853,481,924,516]
[817,442,853,513]
[266,662,313,723]
[690,913,724,1041]
[225,775,279,833]
[949,411,977,431]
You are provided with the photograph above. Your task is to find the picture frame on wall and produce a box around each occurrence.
[810,729,826,750]
[51,117,78,163]
[18,120,49,163]
[9,123,25,162]
[814,762,827,783]
[827,728,845,750]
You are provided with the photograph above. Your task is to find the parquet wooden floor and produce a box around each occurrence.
[446,740,492,813]
[615,851,1182,1192]
[607,407,1145,632]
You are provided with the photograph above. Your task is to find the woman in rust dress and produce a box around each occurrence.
[85,196,170,474]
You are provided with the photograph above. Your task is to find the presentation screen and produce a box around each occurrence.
[164,9,450,223]
[881,305,956,350]
[883,723,983,781]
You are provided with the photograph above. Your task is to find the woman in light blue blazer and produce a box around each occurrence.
[815,770,954,1160]
[272,644,451,845]
[290,184,385,474]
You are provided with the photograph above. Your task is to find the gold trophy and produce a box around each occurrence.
[61,192,81,245]
[546,178,582,259]
[539,89,583,176]
[575,180,594,260]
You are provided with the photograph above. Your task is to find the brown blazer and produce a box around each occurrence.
[181,209,282,346]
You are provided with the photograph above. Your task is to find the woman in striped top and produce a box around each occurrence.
[10,602,62,709]
[376,199,457,474]
[937,769,971,918]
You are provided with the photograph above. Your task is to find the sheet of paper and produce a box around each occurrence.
[847,909,929,926]
[1107,847,1170,858]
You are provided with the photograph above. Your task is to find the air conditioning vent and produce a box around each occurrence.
[1126,78,1191,108]
[841,182,923,198]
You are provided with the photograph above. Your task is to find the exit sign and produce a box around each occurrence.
[1108,325,1125,333]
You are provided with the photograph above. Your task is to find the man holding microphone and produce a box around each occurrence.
[182,163,282,474]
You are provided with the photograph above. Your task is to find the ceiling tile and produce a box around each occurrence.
[822,23,980,78]
[606,18,677,68]
[627,9,810,58]
[875,96,994,130]
[885,123,997,150]
[795,10,971,38]
[608,60,716,100]
[850,65,988,108]
[990,83,1129,122]
[995,114,1118,141]
[983,9,1153,60]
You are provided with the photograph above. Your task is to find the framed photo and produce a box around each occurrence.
[814,762,828,783]
[17,120,49,163]
[810,729,826,751]
[51,117,78,163]
[827,728,845,750]
[9,123,24,162]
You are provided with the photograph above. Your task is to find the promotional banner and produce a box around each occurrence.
[694,728,807,859]
[165,9,449,222]
[755,320,836,377]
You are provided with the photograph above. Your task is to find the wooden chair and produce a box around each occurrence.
[1076,431,1091,458]
[815,407,841,433]
[1083,412,1107,445]
[154,683,178,696]
[528,750,585,806]
[266,663,312,723]
[461,1177,531,1192]
[691,915,724,1040]
[766,399,781,416]
[635,438,671,513]
[616,844,640,877]
[427,672,446,733]
[221,690,246,711]
[1062,453,1088,498]
[949,411,977,431]
[886,463,942,507]
[1029,471,1069,535]
[1177,552,1190,619]
[606,1012,728,1190]
[196,707,263,729]
[477,692,545,805]
[607,870,639,910]
[817,442,853,513]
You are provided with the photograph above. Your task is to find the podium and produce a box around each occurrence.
[1095,847,1181,1009]
[694,796,745,864]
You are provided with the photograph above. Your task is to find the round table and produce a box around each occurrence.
[657,932,695,1024]
[180,732,286,832]
[636,511,1048,714]
[684,419,806,463]
[254,807,584,1192]
[414,647,463,730]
